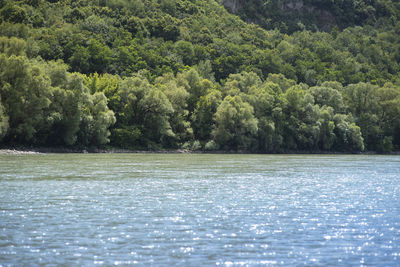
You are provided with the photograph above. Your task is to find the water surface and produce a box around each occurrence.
[1,154,399,265]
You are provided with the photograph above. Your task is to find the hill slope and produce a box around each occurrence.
[223,0,400,33]
[0,0,399,152]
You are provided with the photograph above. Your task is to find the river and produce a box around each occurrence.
[1,154,399,265]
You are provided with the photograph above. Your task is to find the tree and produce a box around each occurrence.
[69,39,112,74]
[78,91,116,146]
[117,74,174,148]
[0,55,53,143]
[83,72,121,112]
[0,36,27,56]
[69,45,90,73]
[317,106,336,150]
[44,61,116,147]
[283,85,320,150]
[342,82,396,150]
[213,95,258,150]
[177,68,211,113]
[247,82,281,152]
[192,89,222,141]
[156,72,192,146]
[111,40,145,76]
[86,39,113,73]
[223,71,262,95]
[139,87,174,147]
[370,83,400,151]
[344,82,378,117]
[0,101,9,141]
[309,84,345,113]
[1,3,27,23]
[333,114,364,151]
[174,40,194,66]
[266,73,296,92]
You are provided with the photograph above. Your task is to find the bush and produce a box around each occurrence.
[382,136,393,152]
[205,140,219,151]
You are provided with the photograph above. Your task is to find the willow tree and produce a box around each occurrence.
[117,74,174,149]
[212,95,258,150]
[0,54,53,143]
[0,102,8,140]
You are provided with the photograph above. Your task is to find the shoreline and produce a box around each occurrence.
[1,147,399,155]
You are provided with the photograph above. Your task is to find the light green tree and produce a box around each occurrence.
[213,95,258,150]
[284,85,320,150]
[156,72,192,146]
[333,114,364,151]
[317,106,336,150]
[0,36,27,56]
[344,82,378,117]
[118,74,174,148]
[192,89,222,141]
[0,55,53,143]
[223,71,262,95]
[247,82,281,152]
[0,102,9,141]
[78,92,116,146]
[309,84,345,113]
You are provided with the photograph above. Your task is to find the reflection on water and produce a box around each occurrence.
[1,154,399,265]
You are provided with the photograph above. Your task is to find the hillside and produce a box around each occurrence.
[223,0,400,33]
[0,0,399,152]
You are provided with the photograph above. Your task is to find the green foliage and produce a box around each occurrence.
[0,54,52,143]
[1,2,27,24]
[192,89,222,141]
[333,114,365,151]
[317,107,335,150]
[247,81,283,152]
[223,71,262,95]
[204,140,219,151]
[174,40,194,66]
[156,72,192,146]
[0,101,8,140]
[78,91,116,146]
[213,95,258,150]
[117,74,175,148]
[69,39,113,74]
[225,0,400,33]
[0,50,115,147]
[111,125,141,149]
[0,36,26,56]
[0,0,398,152]
[309,84,345,113]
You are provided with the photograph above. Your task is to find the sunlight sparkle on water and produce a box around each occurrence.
[0,154,399,265]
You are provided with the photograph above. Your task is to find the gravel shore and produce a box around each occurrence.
[0,149,41,155]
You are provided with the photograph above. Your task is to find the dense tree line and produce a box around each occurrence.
[0,0,399,152]
[224,0,400,33]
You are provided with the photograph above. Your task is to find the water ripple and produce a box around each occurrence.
[0,154,399,265]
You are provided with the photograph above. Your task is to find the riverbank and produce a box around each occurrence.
[0,147,192,154]
[1,147,399,155]
[0,149,41,155]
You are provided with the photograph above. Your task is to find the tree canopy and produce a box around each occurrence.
[0,0,399,152]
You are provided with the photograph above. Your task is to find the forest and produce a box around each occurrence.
[0,0,399,152]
